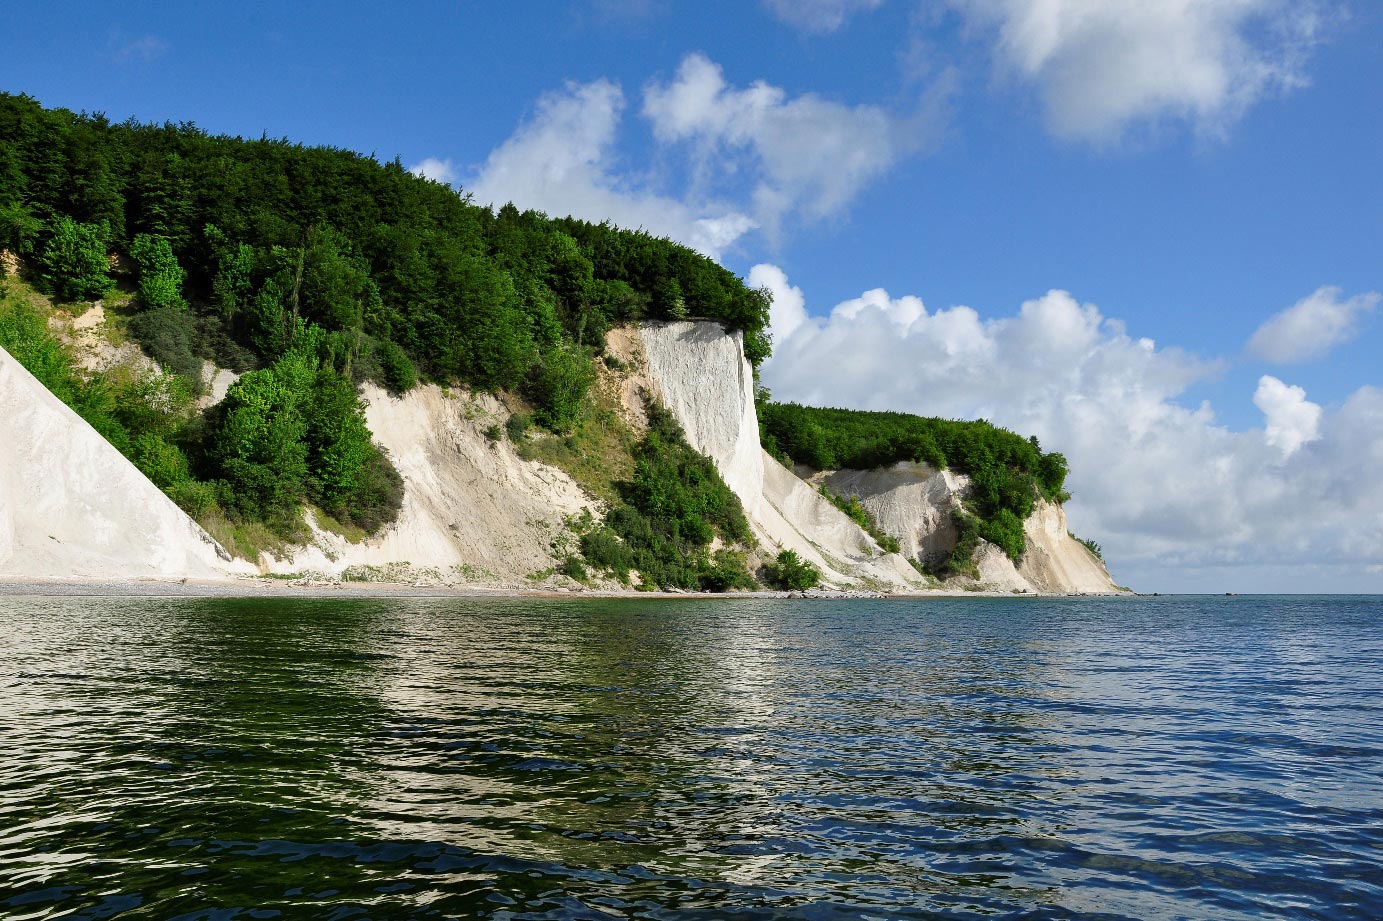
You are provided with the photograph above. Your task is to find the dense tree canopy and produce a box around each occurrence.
[0,91,772,408]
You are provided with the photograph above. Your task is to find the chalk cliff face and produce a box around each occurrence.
[0,345,230,581]
[636,322,924,590]
[2,314,1120,592]
[274,384,597,584]
[820,462,1121,593]
[637,322,1122,594]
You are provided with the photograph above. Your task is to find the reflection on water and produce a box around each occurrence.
[0,595,1380,918]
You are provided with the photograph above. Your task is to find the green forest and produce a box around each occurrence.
[0,91,1083,586]
[0,92,770,581]
[759,401,1070,565]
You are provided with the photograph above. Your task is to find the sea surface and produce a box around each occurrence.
[0,595,1380,919]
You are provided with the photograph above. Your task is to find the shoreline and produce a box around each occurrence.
[0,577,1133,600]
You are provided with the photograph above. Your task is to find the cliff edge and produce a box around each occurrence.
[0,344,231,581]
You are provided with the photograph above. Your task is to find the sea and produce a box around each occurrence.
[0,594,1379,919]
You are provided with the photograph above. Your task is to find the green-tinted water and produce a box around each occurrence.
[1,595,1380,918]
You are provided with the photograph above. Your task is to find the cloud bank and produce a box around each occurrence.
[756,267,1383,591]
[946,0,1327,141]
[454,54,940,258]
[1247,286,1379,363]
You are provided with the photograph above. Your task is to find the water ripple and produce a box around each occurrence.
[0,594,1380,918]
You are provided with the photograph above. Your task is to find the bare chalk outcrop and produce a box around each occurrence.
[0,345,231,581]
[268,384,597,585]
[820,463,1122,593]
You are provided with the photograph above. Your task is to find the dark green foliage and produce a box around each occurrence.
[38,216,111,301]
[578,404,755,591]
[560,555,588,583]
[505,411,531,443]
[206,345,403,534]
[764,550,820,591]
[524,345,595,433]
[818,485,902,554]
[0,202,42,257]
[375,338,417,394]
[128,305,206,383]
[0,92,772,401]
[129,233,184,308]
[761,402,1071,563]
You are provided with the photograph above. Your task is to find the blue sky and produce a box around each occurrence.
[4,1,1381,591]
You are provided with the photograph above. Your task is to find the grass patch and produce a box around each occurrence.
[523,377,638,505]
[197,507,296,564]
[312,506,368,544]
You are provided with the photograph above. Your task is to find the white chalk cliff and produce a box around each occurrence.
[636,321,1121,593]
[636,321,924,590]
[818,462,1120,593]
[0,345,230,581]
[2,315,1121,592]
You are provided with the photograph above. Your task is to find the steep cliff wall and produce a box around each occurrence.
[821,462,1122,593]
[0,345,231,581]
[636,321,924,591]
[270,384,598,584]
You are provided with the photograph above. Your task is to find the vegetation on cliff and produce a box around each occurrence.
[759,400,1069,563]
[0,92,767,576]
[576,404,756,591]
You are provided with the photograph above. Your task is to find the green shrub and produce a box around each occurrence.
[525,344,595,433]
[505,411,531,442]
[376,338,417,395]
[128,305,207,383]
[38,216,111,301]
[129,233,185,309]
[561,554,588,582]
[575,403,754,591]
[764,550,820,590]
[1076,535,1104,560]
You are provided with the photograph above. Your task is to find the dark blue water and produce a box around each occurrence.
[0,595,1380,919]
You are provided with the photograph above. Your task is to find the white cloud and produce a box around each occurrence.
[408,157,458,185]
[1247,286,1379,363]
[760,270,1383,591]
[945,0,1328,141]
[643,53,941,238]
[468,78,756,260]
[465,55,940,257]
[1254,375,1321,457]
[748,263,808,343]
[762,0,885,33]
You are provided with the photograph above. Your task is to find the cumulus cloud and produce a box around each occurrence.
[408,157,458,185]
[945,0,1328,141]
[642,53,943,238]
[762,0,885,33]
[468,78,756,260]
[759,268,1383,590]
[748,263,808,343]
[465,55,939,257]
[1247,286,1379,363]
[1254,375,1321,457]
